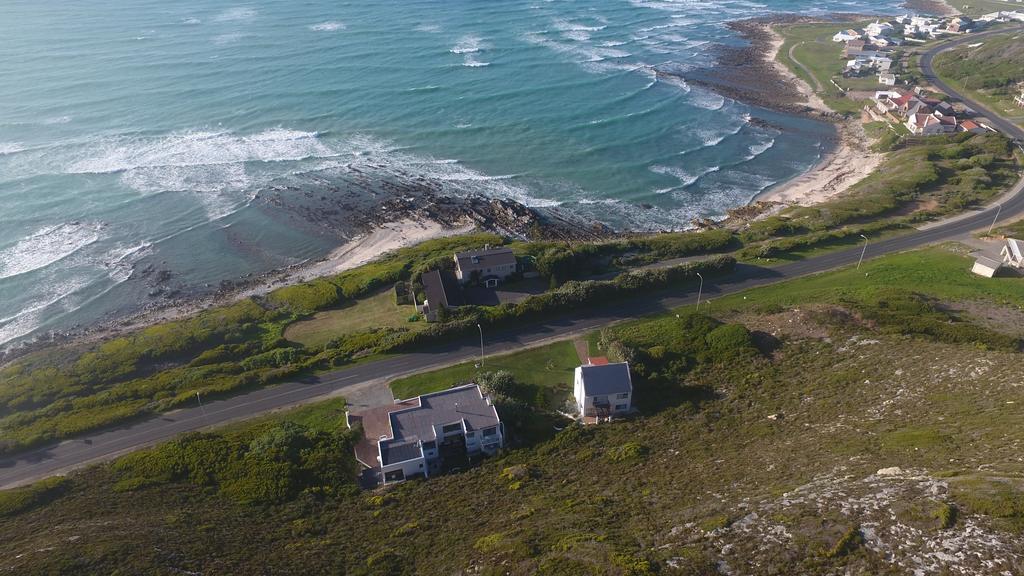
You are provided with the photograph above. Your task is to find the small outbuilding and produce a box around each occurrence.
[972,255,1003,278]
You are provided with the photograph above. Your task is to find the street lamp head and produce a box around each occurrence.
[860,234,868,240]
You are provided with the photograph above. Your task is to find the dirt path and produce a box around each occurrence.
[788,41,823,92]
[573,339,590,364]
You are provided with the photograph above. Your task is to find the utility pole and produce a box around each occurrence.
[857,234,869,270]
[989,202,1002,235]
[196,391,209,427]
[476,323,484,368]
[695,272,704,311]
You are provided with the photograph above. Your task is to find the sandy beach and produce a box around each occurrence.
[755,24,884,206]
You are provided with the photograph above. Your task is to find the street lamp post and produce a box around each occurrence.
[695,272,704,311]
[857,234,869,270]
[989,202,1003,235]
[196,391,209,427]
[476,323,484,368]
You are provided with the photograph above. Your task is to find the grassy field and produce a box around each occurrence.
[389,340,581,405]
[775,21,873,115]
[959,0,1024,15]
[4,244,1024,574]
[715,245,1024,314]
[284,289,423,348]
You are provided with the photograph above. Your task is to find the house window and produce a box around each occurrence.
[384,469,405,482]
[482,426,497,437]
[615,404,628,411]
[616,393,629,399]
[442,423,462,434]
[466,431,475,438]
[422,441,436,450]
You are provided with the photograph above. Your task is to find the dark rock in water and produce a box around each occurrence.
[683,14,870,119]
[639,203,654,210]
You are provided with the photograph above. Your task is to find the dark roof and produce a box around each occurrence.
[422,269,463,308]
[455,247,516,271]
[380,440,423,466]
[577,362,632,396]
[391,384,501,441]
[377,384,501,465]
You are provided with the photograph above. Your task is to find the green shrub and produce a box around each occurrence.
[0,477,70,517]
[607,442,648,462]
[267,279,342,313]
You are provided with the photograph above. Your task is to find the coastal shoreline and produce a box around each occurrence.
[1,12,893,364]
[752,22,885,206]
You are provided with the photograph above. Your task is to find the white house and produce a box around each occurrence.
[1001,238,1024,268]
[879,73,897,86]
[573,360,633,423]
[866,20,895,37]
[347,384,504,485]
[972,255,1003,278]
[906,112,956,135]
[453,246,517,284]
[832,29,861,42]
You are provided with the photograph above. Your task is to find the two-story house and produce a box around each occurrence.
[573,360,633,424]
[347,384,504,485]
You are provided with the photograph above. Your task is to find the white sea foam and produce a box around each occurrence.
[214,32,247,45]
[463,58,491,67]
[66,129,333,175]
[43,116,72,125]
[0,143,25,155]
[747,138,775,159]
[310,21,345,32]
[414,23,442,33]
[450,35,485,54]
[182,17,202,25]
[0,274,92,344]
[688,89,725,110]
[0,222,104,280]
[650,164,720,187]
[215,7,256,22]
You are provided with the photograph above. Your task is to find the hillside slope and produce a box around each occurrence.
[2,246,1024,575]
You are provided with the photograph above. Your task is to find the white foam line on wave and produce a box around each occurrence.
[0,222,105,281]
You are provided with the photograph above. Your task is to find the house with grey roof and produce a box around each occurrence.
[420,269,464,322]
[453,246,517,285]
[573,361,633,423]
[347,384,504,485]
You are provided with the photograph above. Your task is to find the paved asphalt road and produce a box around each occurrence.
[2,31,1024,490]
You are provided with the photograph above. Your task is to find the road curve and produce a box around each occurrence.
[919,24,1024,137]
[2,32,1024,491]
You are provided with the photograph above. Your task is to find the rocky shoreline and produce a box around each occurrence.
[0,191,617,366]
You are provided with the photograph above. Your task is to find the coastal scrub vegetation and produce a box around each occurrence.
[0,223,735,456]
[933,32,1024,126]
[4,246,1024,574]
[737,133,1019,260]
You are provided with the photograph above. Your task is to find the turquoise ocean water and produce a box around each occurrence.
[0,0,899,348]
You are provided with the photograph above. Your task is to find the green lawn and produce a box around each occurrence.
[776,21,873,115]
[283,289,423,348]
[389,340,581,404]
[714,245,1024,313]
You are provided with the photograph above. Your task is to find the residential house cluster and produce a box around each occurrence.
[1015,85,1024,108]
[874,88,989,135]
[832,14,997,88]
[418,246,517,321]
[976,11,1024,24]
[348,357,636,486]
